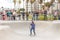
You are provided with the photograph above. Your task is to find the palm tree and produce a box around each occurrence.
[18,0,21,8]
[48,0,55,9]
[18,0,21,4]
[50,0,55,4]
[44,2,52,8]
[30,0,36,12]
[13,0,16,9]
[57,0,60,19]
[17,0,21,14]
[49,0,55,8]
[26,0,29,13]
[49,0,55,20]
[23,0,25,12]
[25,0,29,20]
[39,0,43,4]
[58,0,60,3]
[38,0,43,12]
[58,0,60,9]
[50,0,55,12]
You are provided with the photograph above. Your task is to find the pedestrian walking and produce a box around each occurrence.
[7,10,12,20]
[12,11,16,20]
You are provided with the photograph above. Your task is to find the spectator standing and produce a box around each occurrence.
[7,10,12,20]
[26,12,29,20]
[53,10,58,20]
[44,10,47,20]
[22,12,25,20]
[12,11,16,20]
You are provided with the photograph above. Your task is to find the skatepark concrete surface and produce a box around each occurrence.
[0,20,60,40]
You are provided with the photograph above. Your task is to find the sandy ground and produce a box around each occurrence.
[0,20,60,40]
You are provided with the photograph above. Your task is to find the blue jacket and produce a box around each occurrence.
[31,23,35,29]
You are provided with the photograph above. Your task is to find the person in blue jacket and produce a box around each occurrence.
[30,21,36,36]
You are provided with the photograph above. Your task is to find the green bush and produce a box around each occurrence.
[28,14,58,20]
[38,14,44,20]
[47,15,54,20]
[28,14,32,20]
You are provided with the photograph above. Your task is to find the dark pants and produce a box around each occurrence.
[33,14,35,20]
[2,15,5,20]
[36,15,38,20]
[54,16,56,20]
[30,28,36,35]
[22,15,25,20]
[59,18,60,20]
[58,16,60,20]
[13,16,15,20]
[7,15,11,20]
[18,15,21,20]
[33,14,39,20]
[26,15,29,20]
[26,16,28,20]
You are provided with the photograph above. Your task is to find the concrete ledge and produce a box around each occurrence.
[0,25,10,30]
[0,20,60,32]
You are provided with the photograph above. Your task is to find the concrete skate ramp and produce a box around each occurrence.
[0,20,60,33]
[0,21,52,30]
[0,21,60,40]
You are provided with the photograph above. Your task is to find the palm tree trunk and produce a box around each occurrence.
[26,2,28,12]
[14,4,15,9]
[23,0,24,12]
[31,3,32,12]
